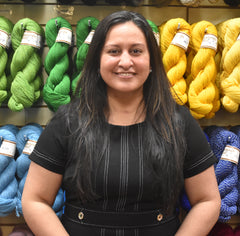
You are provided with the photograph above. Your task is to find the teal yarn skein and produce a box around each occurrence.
[43,17,72,112]
[8,18,44,112]
[0,16,13,106]
[72,16,99,93]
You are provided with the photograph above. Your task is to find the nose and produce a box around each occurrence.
[118,51,133,68]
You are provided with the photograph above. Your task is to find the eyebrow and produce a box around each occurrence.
[103,43,146,48]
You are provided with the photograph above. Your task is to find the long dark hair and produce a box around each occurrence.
[57,11,186,214]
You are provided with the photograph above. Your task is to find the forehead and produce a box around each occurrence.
[105,21,146,44]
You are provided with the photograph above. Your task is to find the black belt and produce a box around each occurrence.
[64,203,177,229]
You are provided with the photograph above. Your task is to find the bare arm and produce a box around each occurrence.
[176,166,221,236]
[22,162,69,236]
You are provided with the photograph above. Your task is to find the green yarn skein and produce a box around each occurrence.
[147,19,160,45]
[8,18,44,112]
[0,16,13,106]
[72,16,99,93]
[43,17,72,112]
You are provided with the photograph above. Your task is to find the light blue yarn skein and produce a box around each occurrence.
[15,123,65,217]
[15,123,43,216]
[0,124,19,217]
[229,125,240,214]
[205,125,240,222]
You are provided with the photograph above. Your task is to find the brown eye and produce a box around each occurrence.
[131,48,142,55]
[108,49,120,55]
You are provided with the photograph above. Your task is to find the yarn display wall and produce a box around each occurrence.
[159,18,190,105]
[0,124,19,217]
[187,21,220,119]
[43,16,72,112]
[219,18,240,113]
[8,18,44,112]
[72,16,99,93]
[0,16,13,107]
[205,126,240,222]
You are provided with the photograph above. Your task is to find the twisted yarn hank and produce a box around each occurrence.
[185,23,197,89]
[8,18,44,112]
[220,18,240,113]
[188,21,220,119]
[0,124,19,217]
[0,16,13,106]
[14,123,65,217]
[205,125,240,222]
[52,188,65,218]
[72,16,99,93]
[15,123,43,216]
[179,189,191,212]
[43,17,72,111]
[160,18,191,105]
[214,21,229,91]
[229,125,240,214]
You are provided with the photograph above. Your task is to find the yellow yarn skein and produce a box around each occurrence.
[214,21,228,91]
[220,18,240,113]
[185,23,197,88]
[188,21,220,119]
[160,18,191,105]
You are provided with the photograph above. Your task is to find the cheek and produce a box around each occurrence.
[138,58,151,72]
[100,56,115,74]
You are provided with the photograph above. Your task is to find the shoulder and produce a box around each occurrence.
[49,101,79,134]
[175,104,192,119]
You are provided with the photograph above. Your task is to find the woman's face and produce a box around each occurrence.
[100,21,151,95]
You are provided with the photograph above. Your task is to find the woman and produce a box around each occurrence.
[22,11,220,236]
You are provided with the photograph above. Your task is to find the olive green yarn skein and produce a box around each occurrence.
[8,18,44,112]
[43,17,72,112]
[0,16,13,106]
[72,16,99,93]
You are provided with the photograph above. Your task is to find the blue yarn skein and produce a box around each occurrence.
[15,123,43,216]
[16,123,43,178]
[179,132,211,212]
[0,124,19,216]
[229,125,240,214]
[15,123,65,217]
[205,125,240,222]
[179,189,191,212]
[52,188,65,218]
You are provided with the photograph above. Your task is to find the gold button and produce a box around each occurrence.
[157,213,163,222]
[78,211,84,220]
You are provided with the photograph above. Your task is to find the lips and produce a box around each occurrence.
[115,72,136,77]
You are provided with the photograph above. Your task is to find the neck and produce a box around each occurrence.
[105,91,145,126]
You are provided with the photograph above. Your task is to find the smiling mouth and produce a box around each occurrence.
[115,72,136,76]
